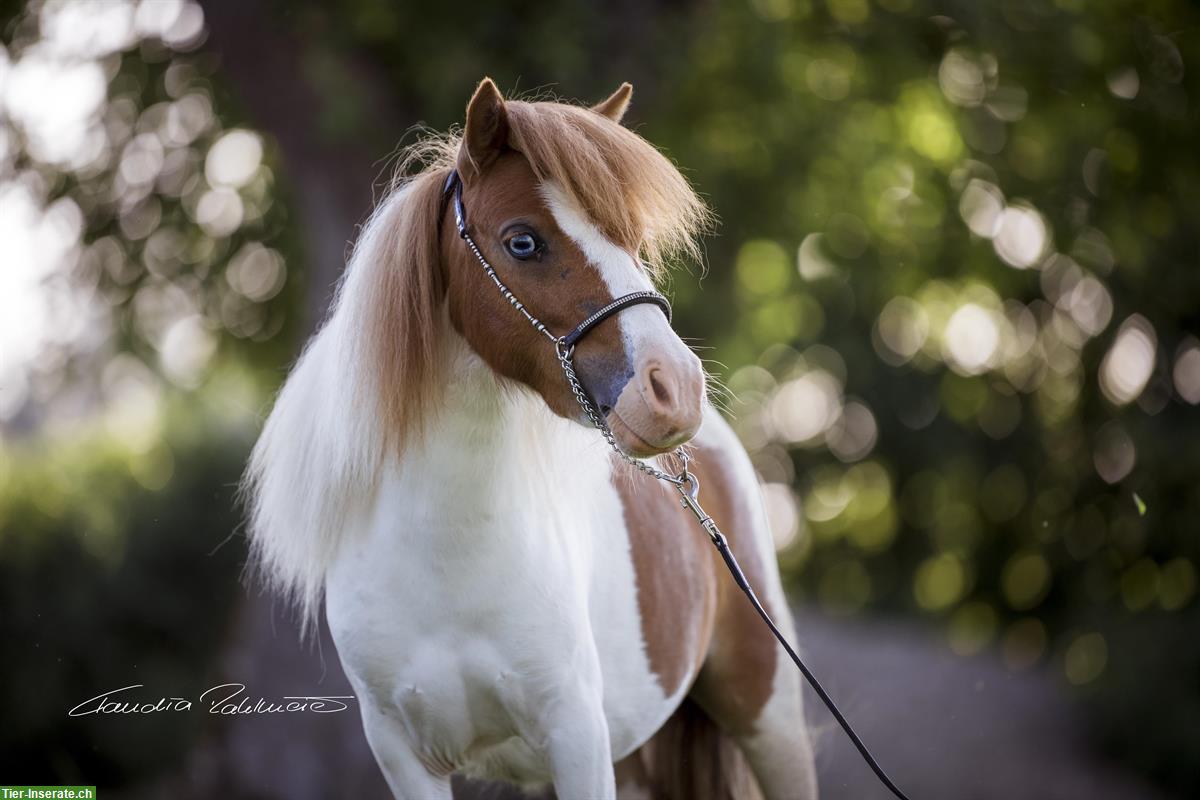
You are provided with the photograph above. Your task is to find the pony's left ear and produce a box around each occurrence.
[592,82,633,124]
[459,77,509,181]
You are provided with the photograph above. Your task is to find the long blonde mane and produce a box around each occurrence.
[241,97,710,626]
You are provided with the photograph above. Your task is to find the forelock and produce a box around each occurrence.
[503,100,711,278]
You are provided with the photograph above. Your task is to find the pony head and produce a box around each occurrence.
[436,78,709,456]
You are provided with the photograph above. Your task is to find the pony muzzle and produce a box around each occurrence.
[608,353,704,457]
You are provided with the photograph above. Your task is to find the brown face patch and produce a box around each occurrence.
[440,151,639,421]
[684,440,780,738]
[614,460,719,698]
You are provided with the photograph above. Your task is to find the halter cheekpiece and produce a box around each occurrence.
[443,169,672,350]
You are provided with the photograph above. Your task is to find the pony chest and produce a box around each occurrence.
[327,478,597,678]
[325,452,698,760]
[328,503,612,775]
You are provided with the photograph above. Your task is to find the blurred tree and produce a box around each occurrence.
[0,0,309,792]
[643,1,1200,791]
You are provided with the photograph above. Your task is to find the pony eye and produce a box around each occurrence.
[506,232,541,260]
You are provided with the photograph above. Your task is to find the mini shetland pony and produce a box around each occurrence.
[244,79,818,800]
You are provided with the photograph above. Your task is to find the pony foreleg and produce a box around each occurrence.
[540,693,618,800]
[359,702,453,800]
[734,665,819,800]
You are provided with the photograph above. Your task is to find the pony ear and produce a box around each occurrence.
[459,78,508,181]
[592,82,633,123]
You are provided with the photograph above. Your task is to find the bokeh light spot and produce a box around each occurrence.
[874,296,928,365]
[1093,421,1135,484]
[227,243,287,302]
[769,370,842,445]
[159,314,217,388]
[797,233,838,281]
[827,400,877,462]
[806,57,854,101]
[194,187,245,236]
[1106,67,1139,100]
[1172,339,1200,404]
[737,239,791,296]
[1119,558,1159,612]
[993,203,1049,268]
[1002,551,1052,611]
[1100,314,1156,406]
[1159,558,1196,611]
[938,49,986,107]
[205,129,263,189]
[914,553,968,611]
[826,0,869,25]
[958,178,1004,238]
[1064,632,1107,685]
[948,601,998,656]
[943,303,1000,376]
[761,482,801,551]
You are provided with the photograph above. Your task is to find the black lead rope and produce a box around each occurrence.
[676,471,914,800]
[443,168,914,800]
[711,535,913,800]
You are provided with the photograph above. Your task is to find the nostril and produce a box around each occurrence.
[648,367,673,408]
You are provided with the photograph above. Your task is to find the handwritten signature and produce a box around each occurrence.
[68,683,354,717]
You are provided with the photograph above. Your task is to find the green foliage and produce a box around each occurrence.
[1,1,298,788]
[0,400,252,784]
[0,3,302,428]
[635,1,1200,791]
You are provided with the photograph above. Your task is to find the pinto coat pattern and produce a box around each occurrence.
[243,78,817,800]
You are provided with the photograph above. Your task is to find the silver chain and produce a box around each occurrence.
[555,339,686,486]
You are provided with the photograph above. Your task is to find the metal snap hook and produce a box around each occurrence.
[555,338,575,361]
[677,469,700,502]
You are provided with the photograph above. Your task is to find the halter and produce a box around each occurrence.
[444,169,688,484]
[442,168,913,800]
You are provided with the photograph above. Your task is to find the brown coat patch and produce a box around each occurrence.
[683,439,780,738]
[615,433,781,737]
[614,463,718,698]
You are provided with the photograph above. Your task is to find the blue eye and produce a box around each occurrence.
[506,232,541,259]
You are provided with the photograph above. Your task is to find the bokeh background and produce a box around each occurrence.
[2,0,1198,798]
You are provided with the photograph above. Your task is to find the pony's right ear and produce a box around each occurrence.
[458,78,508,182]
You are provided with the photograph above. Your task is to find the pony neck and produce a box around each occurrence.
[392,322,600,489]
